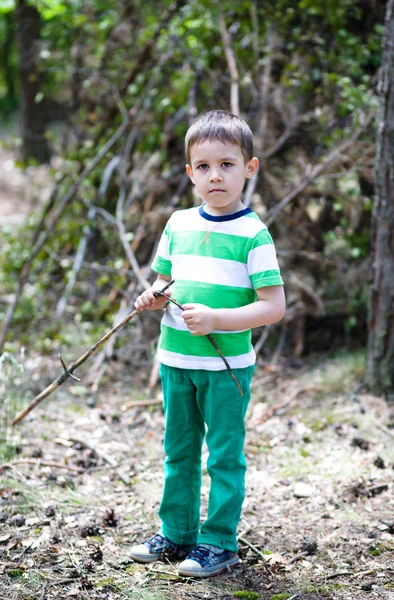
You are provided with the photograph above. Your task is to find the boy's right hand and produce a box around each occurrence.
[134,286,171,312]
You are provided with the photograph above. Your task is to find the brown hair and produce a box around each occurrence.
[185,110,254,165]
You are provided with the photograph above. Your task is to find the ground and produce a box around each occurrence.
[1,350,394,600]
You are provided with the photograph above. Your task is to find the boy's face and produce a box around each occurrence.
[186,140,258,216]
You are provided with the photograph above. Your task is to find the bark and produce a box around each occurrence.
[2,12,16,104]
[15,0,50,163]
[366,0,394,400]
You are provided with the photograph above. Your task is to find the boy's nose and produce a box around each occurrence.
[209,170,223,182]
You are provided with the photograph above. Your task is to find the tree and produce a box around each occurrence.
[16,0,50,163]
[367,0,394,400]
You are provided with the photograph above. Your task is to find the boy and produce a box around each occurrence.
[129,110,285,578]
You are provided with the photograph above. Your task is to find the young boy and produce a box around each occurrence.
[129,110,285,578]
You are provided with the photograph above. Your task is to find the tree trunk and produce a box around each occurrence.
[2,12,17,106]
[15,0,50,164]
[366,0,394,400]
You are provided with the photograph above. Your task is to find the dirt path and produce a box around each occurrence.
[1,352,393,600]
[0,146,53,225]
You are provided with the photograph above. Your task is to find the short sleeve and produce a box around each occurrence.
[247,228,283,289]
[151,222,172,276]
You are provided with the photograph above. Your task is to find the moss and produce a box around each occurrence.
[370,548,381,556]
[270,594,291,600]
[233,592,261,599]
[8,569,25,579]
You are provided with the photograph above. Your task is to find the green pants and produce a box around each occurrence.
[158,364,254,552]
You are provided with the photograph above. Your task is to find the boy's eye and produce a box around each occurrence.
[222,162,233,168]
[197,164,209,170]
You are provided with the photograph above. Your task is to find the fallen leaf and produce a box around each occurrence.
[263,552,288,565]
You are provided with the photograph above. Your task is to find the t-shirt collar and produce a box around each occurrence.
[199,204,253,222]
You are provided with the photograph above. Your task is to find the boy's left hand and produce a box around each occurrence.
[181,303,216,336]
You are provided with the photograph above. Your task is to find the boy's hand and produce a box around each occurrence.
[134,286,171,312]
[182,303,216,336]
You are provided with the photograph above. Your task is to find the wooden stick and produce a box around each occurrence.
[12,280,174,425]
[158,294,244,396]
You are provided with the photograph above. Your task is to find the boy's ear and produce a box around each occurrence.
[186,164,195,183]
[245,157,259,179]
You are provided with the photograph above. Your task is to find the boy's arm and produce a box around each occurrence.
[182,285,285,335]
[134,274,172,312]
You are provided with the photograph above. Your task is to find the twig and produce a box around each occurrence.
[158,294,244,396]
[0,458,85,473]
[39,583,47,600]
[68,436,131,485]
[375,421,394,439]
[238,536,267,560]
[287,551,308,565]
[258,385,323,423]
[121,398,162,412]
[12,280,174,425]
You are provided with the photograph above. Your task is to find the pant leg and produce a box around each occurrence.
[192,366,254,552]
[158,364,205,546]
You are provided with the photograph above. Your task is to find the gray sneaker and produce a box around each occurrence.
[177,544,240,577]
[128,531,194,564]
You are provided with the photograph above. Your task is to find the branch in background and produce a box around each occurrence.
[265,113,374,226]
[0,113,130,355]
[244,31,276,207]
[219,10,240,116]
[55,205,96,318]
[119,0,187,97]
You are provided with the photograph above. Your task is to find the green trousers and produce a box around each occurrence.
[158,364,254,552]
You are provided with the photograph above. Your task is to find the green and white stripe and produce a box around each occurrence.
[151,206,283,370]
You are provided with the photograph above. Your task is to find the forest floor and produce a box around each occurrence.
[1,350,394,600]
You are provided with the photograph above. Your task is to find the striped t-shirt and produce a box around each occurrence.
[151,204,283,370]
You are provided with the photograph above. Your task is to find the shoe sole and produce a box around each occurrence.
[128,552,159,564]
[177,556,240,578]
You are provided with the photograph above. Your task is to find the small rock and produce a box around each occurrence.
[86,396,96,408]
[0,511,8,523]
[9,514,26,527]
[360,581,374,591]
[374,456,385,469]
[293,483,314,498]
[45,505,56,517]
[300,536,318,554]
[351,437,370,451]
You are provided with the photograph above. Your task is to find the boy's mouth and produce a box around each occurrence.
[209,188,225,193]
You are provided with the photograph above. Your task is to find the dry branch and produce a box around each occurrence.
[12,280,174,426]
[265,114,374,225]
[219,10,240,116]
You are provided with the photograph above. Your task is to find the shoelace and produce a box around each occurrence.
[146,533,167,550]
[187,545,212,565]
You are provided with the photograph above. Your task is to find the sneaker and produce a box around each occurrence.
[128,531,194,564]
[177,544,240,578]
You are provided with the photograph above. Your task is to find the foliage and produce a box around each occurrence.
[0,0,384,356]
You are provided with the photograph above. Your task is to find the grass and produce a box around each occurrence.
[0,350,29,462]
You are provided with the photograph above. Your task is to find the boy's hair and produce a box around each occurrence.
[185,110,254,165]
